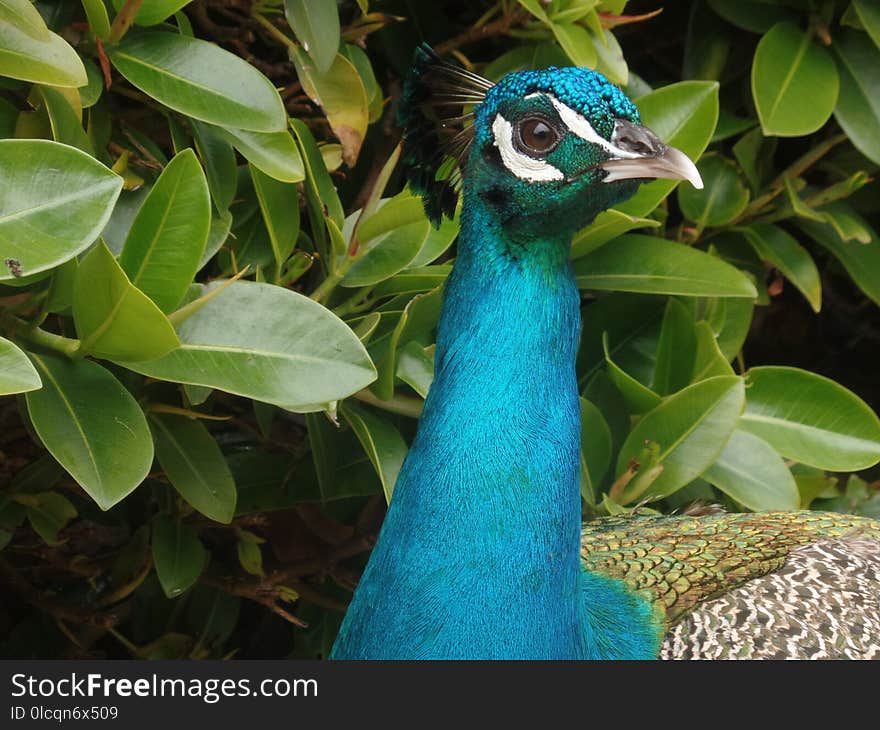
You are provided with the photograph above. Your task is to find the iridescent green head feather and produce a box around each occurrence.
[399,44,702,234]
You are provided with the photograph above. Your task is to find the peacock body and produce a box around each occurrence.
[330,46,880,660]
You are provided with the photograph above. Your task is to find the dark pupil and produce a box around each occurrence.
[521,119,556,151]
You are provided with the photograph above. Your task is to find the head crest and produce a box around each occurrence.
[398,44,493,225]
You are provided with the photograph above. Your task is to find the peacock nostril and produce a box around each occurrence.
[611,119,665,157]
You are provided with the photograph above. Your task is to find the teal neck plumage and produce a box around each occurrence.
[331,54,672,659]
[332,189,591,659]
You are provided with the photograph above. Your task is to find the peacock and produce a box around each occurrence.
[330,46,880,660]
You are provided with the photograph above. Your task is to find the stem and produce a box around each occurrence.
[734,133,848,223]
[434,5,527,55]
[1,314,80,358]
[252,13,298,51]
[106,0,144,44]
[353,389,424,419]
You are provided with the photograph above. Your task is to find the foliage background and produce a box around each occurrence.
[1,0,880,659]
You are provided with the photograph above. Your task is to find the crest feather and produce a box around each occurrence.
[398,44,492,225]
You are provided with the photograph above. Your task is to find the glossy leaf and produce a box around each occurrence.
[0,17,86,87]
[123,280,376,411]
[25,353,153,511]
[740,366,880,471]
[852,0,880,48]
[691,321,734,382]
[0,140,122,282]
[833,29,880,166]
[615,376,745,503]
[111,0,192,26]
[0,336,41,395]
[249,165,300,276]
[0,0,50,40]
[38,86,93,154]
[218,126,305,183]
[798,210,880,306]
[678,154,749,228]
[26,491,77,545]
[571,209,660,259]
[574,235,758,297]
[290,47,368,166]
[341,402,408,503]
[708,0,795,33]
[602,332,661,414]
[652,298,697,395]
[284,0,340,73]
[190,119,236,214]
[73,241,180,360]
[740,223,821,312]
[704,429,799,511]
[580,397,613,503]
[552,22,597,68]
[152,516,208,598]
[119,148,211,312]
[751,22,838,137]
[616,81,719,217]
[109,32,286,132]
[150,414,236,524]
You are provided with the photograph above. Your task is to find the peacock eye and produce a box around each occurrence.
[515,117,561,156]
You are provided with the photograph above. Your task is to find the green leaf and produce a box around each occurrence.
[691,321,734,382]
[517,0,551,23]
[81,0,110,39]
[0,0,50,40]
[189,119,236,214]
[343,238,427,288]
[832,29,880,166]
[109,32,286,132]
[707,0,795,33]
[740,366,880,471]
[602,331,661,414]
[852,0,880,49]
[217,125,305,183]
[615,375,745,503]
[574,235,758,297]
[73,241,180,360]
[0,336,41,395]
[25,353,153,511]
[677,154,749,228]
[290,47,368,167]
[152,516,208,598]
[119,148,210,312]
[593,28,627,86]
[284,0,341,73]
[703,429,799,511]
[123,280,376,411]
[580,397,612,503]
[111,0,192,26]
[150,414,236,524]
[740,223,821,312]
[0,16,86,87]
[652,298,697,395]
[395,341,434,398]
[797,209,880,306]
[571,209,660,259]
[237,533,263,576]
[26,491,77,545]
[552,22,597,68]
[751,22,839,137]
[249,165,300,277]
[37,86,93,154]
[0,139,122,282]
[616,81,719,217]
[341,402,408,503]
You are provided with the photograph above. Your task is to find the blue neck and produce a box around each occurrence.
[332,193,589,658]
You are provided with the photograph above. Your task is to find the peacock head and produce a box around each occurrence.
[399,45,702,240]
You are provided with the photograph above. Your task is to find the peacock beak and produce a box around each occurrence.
[598,120,704,189]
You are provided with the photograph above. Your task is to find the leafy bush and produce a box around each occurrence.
[1,0,879,659]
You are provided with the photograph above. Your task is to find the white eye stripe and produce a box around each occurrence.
[547,96,643,160]
[491,113,564,183]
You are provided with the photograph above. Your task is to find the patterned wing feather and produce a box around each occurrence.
[581,511,880,659]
